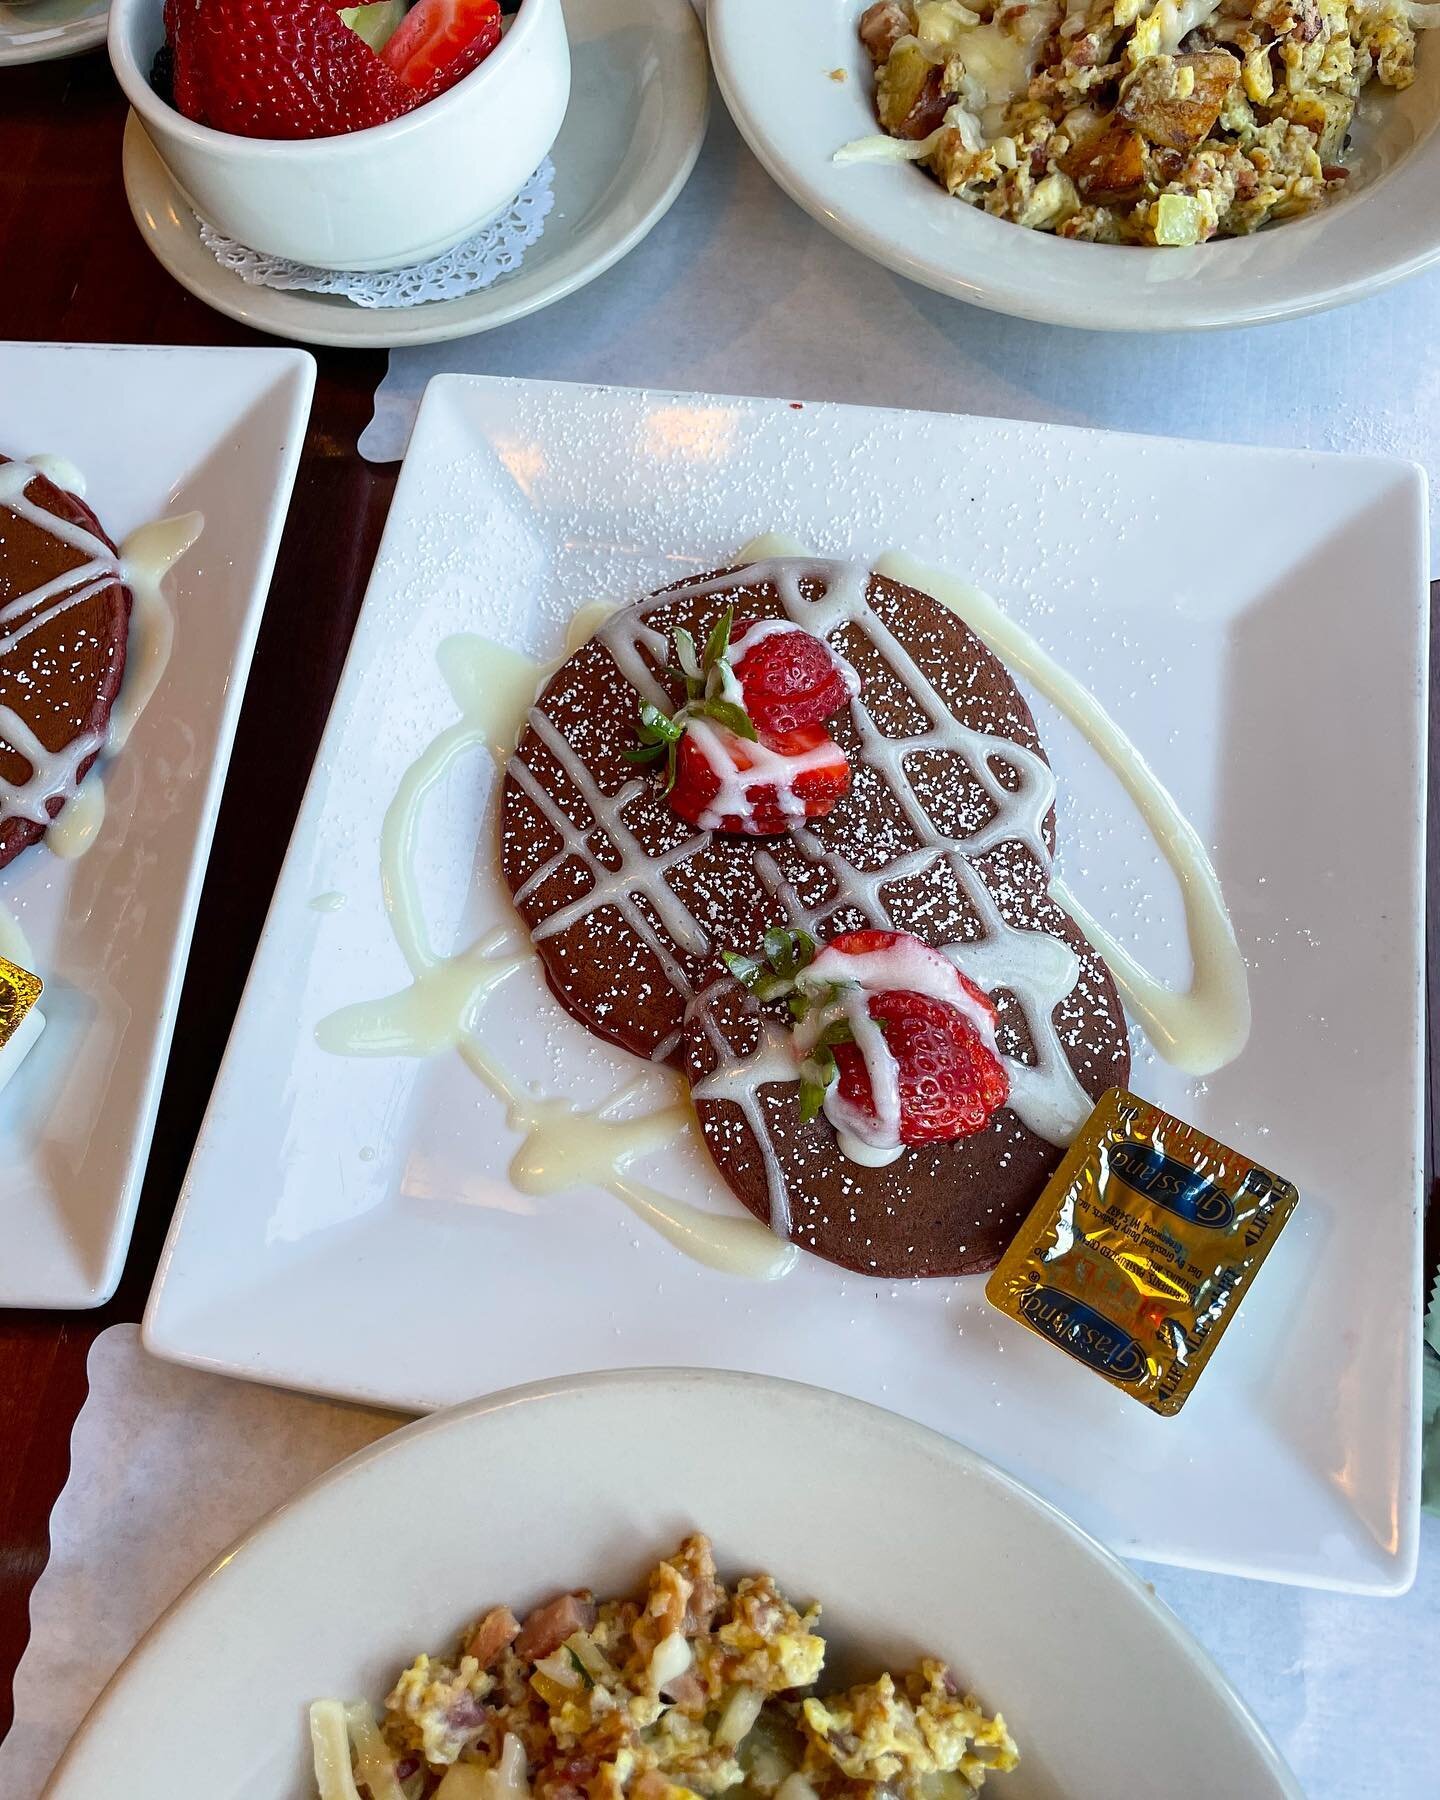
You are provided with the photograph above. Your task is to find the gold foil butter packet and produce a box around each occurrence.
[0,954,45,1091]
[985,1087,1298,1416]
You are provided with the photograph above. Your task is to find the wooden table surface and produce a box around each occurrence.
[1,38,1437,1760]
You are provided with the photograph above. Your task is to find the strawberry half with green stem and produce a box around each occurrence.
[383,0,504,103]
[179,0,418,137]
[625,608,853,835]
[724,926,1009,1143]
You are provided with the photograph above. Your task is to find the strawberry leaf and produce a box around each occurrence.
[722,949,766,988]
[702,607,734,673]
[700,698,757,741]
[672,628,703,698]
[764,926,816,978]
[639,702,684,744]
[798,1046,837,1123]
[622,742,668,764]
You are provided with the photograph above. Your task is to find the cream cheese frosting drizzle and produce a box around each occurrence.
[876,551,1251,1076]
[316,628,796,1283]
[0,459,202,859]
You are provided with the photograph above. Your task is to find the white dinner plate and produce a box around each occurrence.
[146,377,1427,1592]
[708,0,1440,331]
[39,1369,1302,1800]
[0,341,313,1307]
[121,0,708,349]
[0,0,105,65]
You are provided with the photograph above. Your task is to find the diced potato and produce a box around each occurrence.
[914,0,982,54]
[1061,119,1148,202]
[1151,192,1206,244]
[1118,51,1240,149]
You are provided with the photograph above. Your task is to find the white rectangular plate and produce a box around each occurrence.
[1,341,314,1307]
[147,378,1426,1590]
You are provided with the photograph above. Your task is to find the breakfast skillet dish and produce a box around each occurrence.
[310,1534,1018,1800]
[845,0,1438,243]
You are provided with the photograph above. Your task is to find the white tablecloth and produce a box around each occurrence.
[360,102,1440,579]
[0,1328,1436,1800]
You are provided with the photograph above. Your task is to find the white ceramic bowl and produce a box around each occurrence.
[108,0,571,270]
[709,0,1440,330]
[40,1371,1301,1800]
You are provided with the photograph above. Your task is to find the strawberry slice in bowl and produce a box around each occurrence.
[170,0,419,139]
[382,0,505,104]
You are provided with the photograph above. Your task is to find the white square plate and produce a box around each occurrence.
[1,341,314,1307]
[147,377,1427,1591]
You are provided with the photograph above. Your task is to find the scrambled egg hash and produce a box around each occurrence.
[847,0,1437,241]
[311,1535,1017,1800]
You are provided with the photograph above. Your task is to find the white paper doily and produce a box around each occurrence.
[197,158,555,309]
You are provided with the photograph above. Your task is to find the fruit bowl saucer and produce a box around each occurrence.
[120,0,707,348]
[0,0,107,66]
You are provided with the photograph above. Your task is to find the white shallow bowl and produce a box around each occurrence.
[709,0,1440,330]
[108,0,571,270]
[40,1370,1301,1800]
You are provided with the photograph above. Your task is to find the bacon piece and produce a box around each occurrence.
[515,1590,598,1662]
[465,1605,521,1668]
[665,1671,709,1713]
[859,1,912,62]
[675,1534,723,1635]
[895,65,955,139]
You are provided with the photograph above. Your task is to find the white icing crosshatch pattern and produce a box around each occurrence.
[147,378,1427,1594]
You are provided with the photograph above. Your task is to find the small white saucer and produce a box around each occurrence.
[121,0,708,348]
[0,0,106,65]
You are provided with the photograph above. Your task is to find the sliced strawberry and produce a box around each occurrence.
[784,722,853,818]
[670,722,850,836]
[382,0,503,103]
[826,929,999,1029]
[832,989,1009,1146]
[731,619,858,735]
[185,0,418,139]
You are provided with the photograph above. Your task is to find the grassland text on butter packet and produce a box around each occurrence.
[985,1087,1298,1416]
